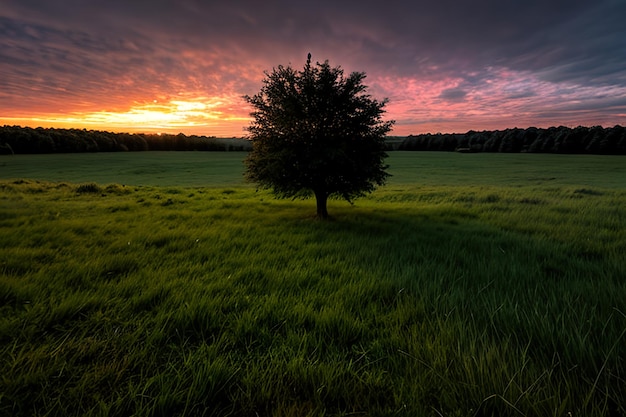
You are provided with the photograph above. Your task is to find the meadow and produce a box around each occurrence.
[1,152,625,416]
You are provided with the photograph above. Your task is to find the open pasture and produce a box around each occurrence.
[1,152,625,416]
[2,151,626,188]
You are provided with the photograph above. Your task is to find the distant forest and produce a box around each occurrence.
[398,125,626,154]
[1,124,626,154]
[0,126,250,154]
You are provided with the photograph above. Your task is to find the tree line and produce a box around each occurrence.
[398,125,626,154]
[2,124,626,155]
[0,126,250,154]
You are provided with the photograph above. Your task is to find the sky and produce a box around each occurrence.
[1,0,625,137]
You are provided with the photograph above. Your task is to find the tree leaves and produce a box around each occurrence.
[244,56,394,217]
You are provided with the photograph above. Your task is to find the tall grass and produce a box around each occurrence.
[1,156,625,416]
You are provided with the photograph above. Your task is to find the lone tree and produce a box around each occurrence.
[244,55,394,218]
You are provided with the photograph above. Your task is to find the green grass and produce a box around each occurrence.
[1,152,625,416]
[0,152,246,187]
[2,151,626,188]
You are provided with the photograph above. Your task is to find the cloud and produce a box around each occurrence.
[438,88,468,102]
[1,0,625,135]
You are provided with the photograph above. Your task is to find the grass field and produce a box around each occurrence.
[2,151,626,188]
[1,152,625,416]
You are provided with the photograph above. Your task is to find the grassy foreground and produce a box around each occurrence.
[1,153,625,416]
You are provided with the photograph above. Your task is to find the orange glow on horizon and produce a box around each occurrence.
[3,70,624,137]
[1,96,252,137]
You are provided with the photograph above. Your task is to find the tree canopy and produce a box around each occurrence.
[244,55,394,218]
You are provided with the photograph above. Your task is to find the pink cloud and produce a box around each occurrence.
[369,68,626,135]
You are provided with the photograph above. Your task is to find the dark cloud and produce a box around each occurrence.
[438,88,468,102]
[3,0,625,81]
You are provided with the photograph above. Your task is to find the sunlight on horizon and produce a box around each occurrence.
[2,69,623,137]
[1,97,252,137]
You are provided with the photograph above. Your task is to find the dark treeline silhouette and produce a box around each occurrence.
[398,125,626,154]
[0,126,250,154]
[2,125,626,155]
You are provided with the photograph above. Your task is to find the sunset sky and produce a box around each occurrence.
[1,0,625,137]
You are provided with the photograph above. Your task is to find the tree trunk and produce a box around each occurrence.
[314,190,329,219]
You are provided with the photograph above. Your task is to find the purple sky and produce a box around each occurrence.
[1,0,625,136]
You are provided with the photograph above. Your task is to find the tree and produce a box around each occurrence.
[244,55,394,218]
